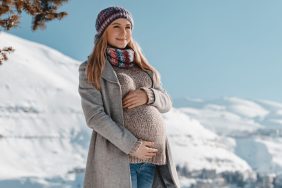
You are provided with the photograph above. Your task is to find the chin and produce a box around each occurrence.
[116,44,128,49]
[108,42,129,49]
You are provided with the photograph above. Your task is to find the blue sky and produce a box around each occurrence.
[7,0,282,102]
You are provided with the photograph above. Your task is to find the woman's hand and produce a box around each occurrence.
[122,89,148,109]
[130,140,158,160]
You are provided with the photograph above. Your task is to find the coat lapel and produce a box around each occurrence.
[86,55,119,84]
[101,59,120,83]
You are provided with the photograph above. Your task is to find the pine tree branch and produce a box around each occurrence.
[0,0,69,64]
[0,46,15,65]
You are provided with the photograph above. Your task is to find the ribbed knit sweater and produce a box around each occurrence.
[112,64,167,165]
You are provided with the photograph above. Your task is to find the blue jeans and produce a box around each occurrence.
[130,163,156,188]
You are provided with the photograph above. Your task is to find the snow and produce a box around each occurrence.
[164,109,251,173]
[1,32,282,187]
[0,32,89,183]
[174,97,282,176]
[225,97,269,119]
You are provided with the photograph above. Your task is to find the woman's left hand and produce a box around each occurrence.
[122,89,148,109]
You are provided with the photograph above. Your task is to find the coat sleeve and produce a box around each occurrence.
[78,62,138,154]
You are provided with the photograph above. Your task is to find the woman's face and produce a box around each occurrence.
[106,18,132,49]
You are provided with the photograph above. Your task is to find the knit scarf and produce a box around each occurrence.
[106,46,135,68]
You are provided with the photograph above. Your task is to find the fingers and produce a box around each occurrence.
[143,150,157,159]
[122,96,137,108]
[122,90,136,102]
[142,151,157,159]
[133,140,158,160]
[147,147,158,153]
[123,93,140,105]
[143,141,158,153]
[122,89,147,109]
[123,98,141,109]
[144,141,155,147]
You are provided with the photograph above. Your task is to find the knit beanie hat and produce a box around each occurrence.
[94,6,134,43]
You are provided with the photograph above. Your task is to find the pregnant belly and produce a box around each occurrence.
[123,105,166,153]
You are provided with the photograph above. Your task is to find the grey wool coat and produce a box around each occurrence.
[78,58,181,188]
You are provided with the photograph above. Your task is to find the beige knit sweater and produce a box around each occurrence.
[112,64,167,165]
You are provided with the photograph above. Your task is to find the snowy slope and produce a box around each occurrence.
[0,31,88,182]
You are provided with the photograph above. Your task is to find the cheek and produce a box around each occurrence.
[107,32,117,41]
[127,31,132,38]
[107,29,118,37]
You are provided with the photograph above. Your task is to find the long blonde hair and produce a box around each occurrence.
[86,30,160,90]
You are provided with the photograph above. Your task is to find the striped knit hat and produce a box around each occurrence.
[95,6,134,43]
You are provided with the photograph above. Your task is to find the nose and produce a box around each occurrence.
[120,27,127,37]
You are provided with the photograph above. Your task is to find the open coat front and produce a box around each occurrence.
[78,59,180,188]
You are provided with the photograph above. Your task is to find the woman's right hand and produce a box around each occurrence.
[130,140,158,160]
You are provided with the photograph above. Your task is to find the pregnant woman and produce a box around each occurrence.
[78,6,180,188]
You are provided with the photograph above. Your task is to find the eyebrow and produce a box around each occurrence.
[111,22,131,26]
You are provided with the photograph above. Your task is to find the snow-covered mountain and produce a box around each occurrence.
[171,98,282,187]
[1,32,282,188]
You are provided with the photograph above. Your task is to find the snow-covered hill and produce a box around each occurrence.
[0,32,88,186]
[1,32,282,188]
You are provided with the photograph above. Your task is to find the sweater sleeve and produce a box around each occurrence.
[150,80,173,113]
[141,72,173,113]
[78,62,139,155]
[140,87,155,104]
